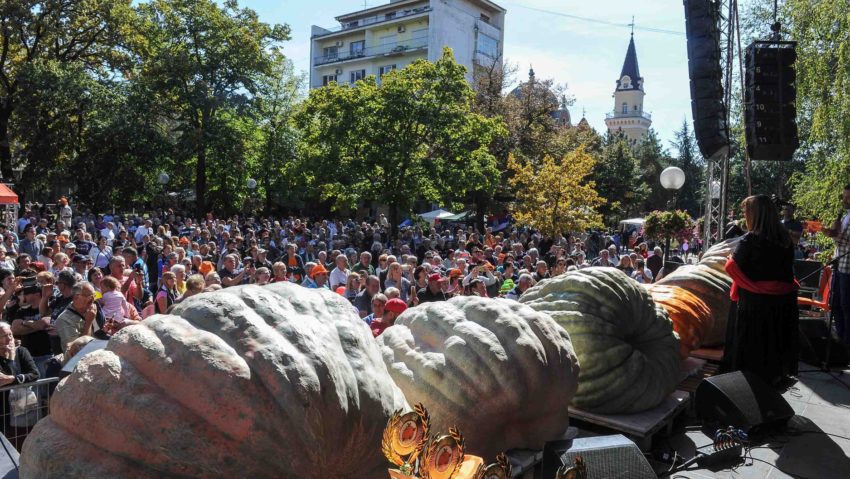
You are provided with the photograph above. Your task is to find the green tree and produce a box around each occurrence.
[669,121,704,217]
[507,146,604,237]
[594,131,647,223]
[0,0,133,180]
[634,128,672,213]
[294,48,504,236]
[131,0,290,214]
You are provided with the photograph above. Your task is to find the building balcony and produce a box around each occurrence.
[314,36,428,66]
[313,6,432,38]
[605,111,652,120]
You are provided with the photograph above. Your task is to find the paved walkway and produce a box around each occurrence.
[669,367,850,478]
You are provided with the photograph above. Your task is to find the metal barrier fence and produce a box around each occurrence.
[0,378,61,451]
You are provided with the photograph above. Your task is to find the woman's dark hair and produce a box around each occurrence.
[742,194,792,248]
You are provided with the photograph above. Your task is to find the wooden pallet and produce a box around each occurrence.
[568,390,690,451]
[678,359,721,395]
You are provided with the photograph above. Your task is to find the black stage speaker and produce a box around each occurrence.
[745,41,799,161]
[684,0,729,160]
[695,371,794,433]
[799,317,850,367]
[541,434,655,479]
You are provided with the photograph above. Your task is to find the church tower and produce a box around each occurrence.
[604,32,652,144]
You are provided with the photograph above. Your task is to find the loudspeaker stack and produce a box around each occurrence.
[683,0,729,160]
[744,41,799,161]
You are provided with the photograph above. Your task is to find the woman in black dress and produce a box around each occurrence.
[724,195,799,385]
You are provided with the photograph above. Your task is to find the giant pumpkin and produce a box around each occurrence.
[21,283,408,479]
[645,284,713,358]
[377,296,580,458]
[657,263,732,346]
[519,268,680,414]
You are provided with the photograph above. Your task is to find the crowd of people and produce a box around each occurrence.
[0,204,688,354]
[0,195,832,443]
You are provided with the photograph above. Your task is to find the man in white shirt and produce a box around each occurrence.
[329,254,351,290]
[134,220,152,244]
[100,222,116,244]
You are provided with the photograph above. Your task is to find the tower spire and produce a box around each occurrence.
[629,16,635,36]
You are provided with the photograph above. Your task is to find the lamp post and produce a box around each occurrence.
[247,178,257,215]
[157,172,169,209]
[659,167,686,265]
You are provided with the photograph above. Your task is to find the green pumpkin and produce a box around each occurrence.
[519,267,680,414]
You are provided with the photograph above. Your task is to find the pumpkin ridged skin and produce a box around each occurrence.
[657,263,732,346]
[645,284,713,358]
[519,268,680,414]
[21,283,408,479]
[377,296,580,459]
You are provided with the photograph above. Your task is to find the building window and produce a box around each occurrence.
[379,65,397,76]
[477,33,499,58]
[622,103,628,114]
[385,12,396,20]
[350,41,365,56]
[350,69,366,84]
[411,27,428,39]
[323,46,338,60]
[379,34,397,54]
[480,13,491,23]
[322,74,338,86]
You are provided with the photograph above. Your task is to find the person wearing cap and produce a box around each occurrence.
[307,263,329,289]
[9,275,52,377]
[417,272,448,304]
[71,254,91,278]
[370,297,407,337]
[255,249,273,270]
[39,271,78,351]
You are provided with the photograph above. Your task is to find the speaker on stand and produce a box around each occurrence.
[683,0,729,161]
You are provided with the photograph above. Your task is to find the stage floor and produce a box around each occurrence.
[666,365,850,479]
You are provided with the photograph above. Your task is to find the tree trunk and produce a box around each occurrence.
[475,191,488,233]
[0,103,14,180]
[195,110,209,217]
[389,203,399,241]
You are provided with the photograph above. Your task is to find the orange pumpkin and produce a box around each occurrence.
[645,284,714,358]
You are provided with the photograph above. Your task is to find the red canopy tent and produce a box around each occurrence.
[0,184,18,204]
[0,184,19,227]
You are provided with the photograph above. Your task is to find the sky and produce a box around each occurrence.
[244,0,695,149]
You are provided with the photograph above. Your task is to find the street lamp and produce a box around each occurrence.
[246,178,257,214]
[157,172,170,209]
[659,167,686,265]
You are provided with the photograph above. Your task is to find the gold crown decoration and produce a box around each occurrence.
[472,453,512,479]
[383,403,431,476]
[383,404,515,479]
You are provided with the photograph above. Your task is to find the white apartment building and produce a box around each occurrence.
[309,0,506,89]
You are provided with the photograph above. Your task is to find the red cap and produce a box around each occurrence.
[385,298,408,314]
[428,273,447,282]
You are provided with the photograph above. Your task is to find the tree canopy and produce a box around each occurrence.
[507,145,604,237]
[294,48,504,235]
